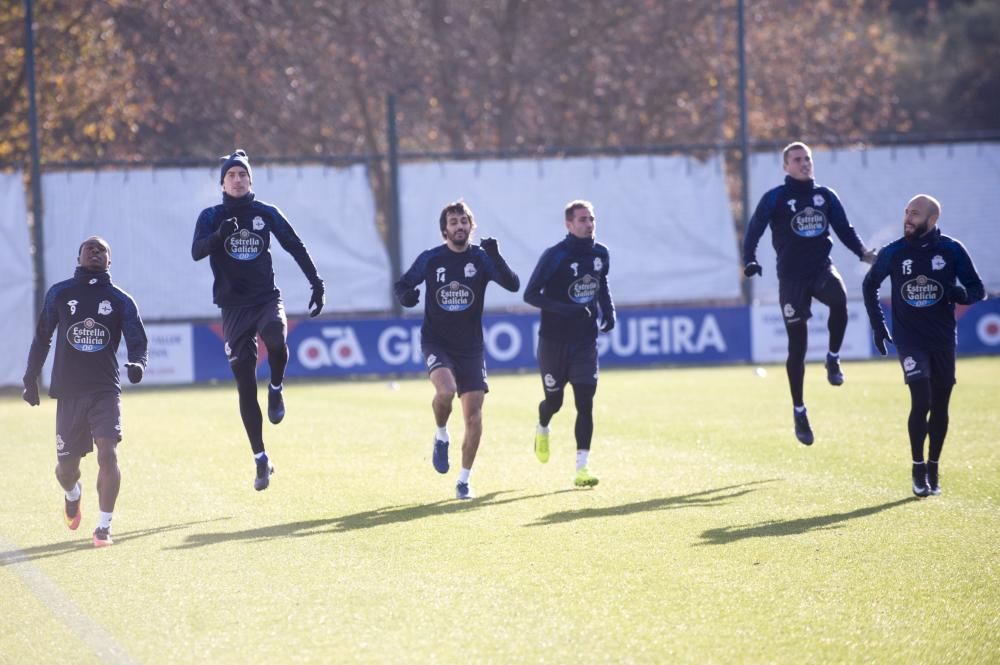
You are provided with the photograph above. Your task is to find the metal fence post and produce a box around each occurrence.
[387,93,402,316]
[25,0,46,319]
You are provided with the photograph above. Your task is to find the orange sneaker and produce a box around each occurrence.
[92,526,113,548]
[64,486,81,530]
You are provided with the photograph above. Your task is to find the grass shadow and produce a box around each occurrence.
[168,488,576,550]
[697,497,916,545]
[525,480,778,527]
[0,517,231,565]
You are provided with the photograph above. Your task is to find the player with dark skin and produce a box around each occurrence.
[23,237,147,547]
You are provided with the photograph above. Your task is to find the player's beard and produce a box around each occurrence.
[904,219,929,238]
[448,230,469,247]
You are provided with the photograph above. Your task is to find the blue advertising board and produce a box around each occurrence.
[190,299,995,383]
[192,305,753,381]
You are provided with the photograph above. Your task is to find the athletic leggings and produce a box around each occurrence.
[785,275,847,407]
[538,383,597,450]
[907,377,954,463]
[232,321,288,455]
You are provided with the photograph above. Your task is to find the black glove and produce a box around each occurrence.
[479,237,500,259]
[744,261,762,278]
[125,363,144,384]
[308,281,325,317]
[22,375,39,406]
[873,323,893,356]
[399,288,420,308]
[600,315,616,333]
[217,217,239,239]
[947,284,969,305]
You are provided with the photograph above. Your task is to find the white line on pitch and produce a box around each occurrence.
[0,537,139,665]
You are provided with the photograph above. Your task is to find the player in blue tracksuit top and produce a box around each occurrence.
[743,141,876,446]
[22,236,148,547]
[862,194,985,497]
[524,200,615,488]
[394,201,520,499]
[192,150,325,491]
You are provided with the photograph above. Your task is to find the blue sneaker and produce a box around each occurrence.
[927,461,941,496]
[825,353,844,386]
[456,481,473,500]
[912,462,930,498]
[254,455,274,491]
[432,439,449,474]
[793,409,814,446]
[267,385,285,424]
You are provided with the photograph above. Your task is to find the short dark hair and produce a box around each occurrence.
[438,201,476,235]
[564,200,594,221]
[782,142,811,164]
[78,235,111,257]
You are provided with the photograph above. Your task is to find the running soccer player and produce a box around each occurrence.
[393,201,520,499]
[743,141,876,445]
[22,236,148,547]
[523,200,615,488]
[192,149,325,491]
[862,194,985,497]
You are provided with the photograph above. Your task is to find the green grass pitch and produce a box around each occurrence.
[2,357,998,664]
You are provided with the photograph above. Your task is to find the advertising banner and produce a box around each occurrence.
[750,301,871,363]
[117,323,194,386]
[192,305,753,381]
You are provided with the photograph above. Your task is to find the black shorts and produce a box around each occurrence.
[421,343,488,396]
[221,297,287,367]
[55,391,122,459]
[896,346,957,386]
[778,264,846,327]
[536,337,599,392]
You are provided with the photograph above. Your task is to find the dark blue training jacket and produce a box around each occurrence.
[743,176,867,280]
[24,268,148,398]
[192,192,322,308]
[862,227,985,351]
[523,234,615,344]
[394,244,520,353]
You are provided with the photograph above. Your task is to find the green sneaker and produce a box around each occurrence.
[574,467,599,487]
[534,427,550,463]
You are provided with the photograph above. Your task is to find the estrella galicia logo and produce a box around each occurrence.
[436,281,475,312]
[225,228,265,261]
[66,317,110,352]
[568,274,598,304]
[790,206,827,238]
[900,275,943,308]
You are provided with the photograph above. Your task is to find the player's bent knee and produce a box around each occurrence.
[465,409,483,428]
[95,441,118,468]
[260,321,286,351]
[573,389,595,414]
[544,390,564,411]
[435,386,456,403]
[231,355,258,388]
[55,461,80,484]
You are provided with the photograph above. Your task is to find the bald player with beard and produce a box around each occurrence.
[863,194,985,497]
